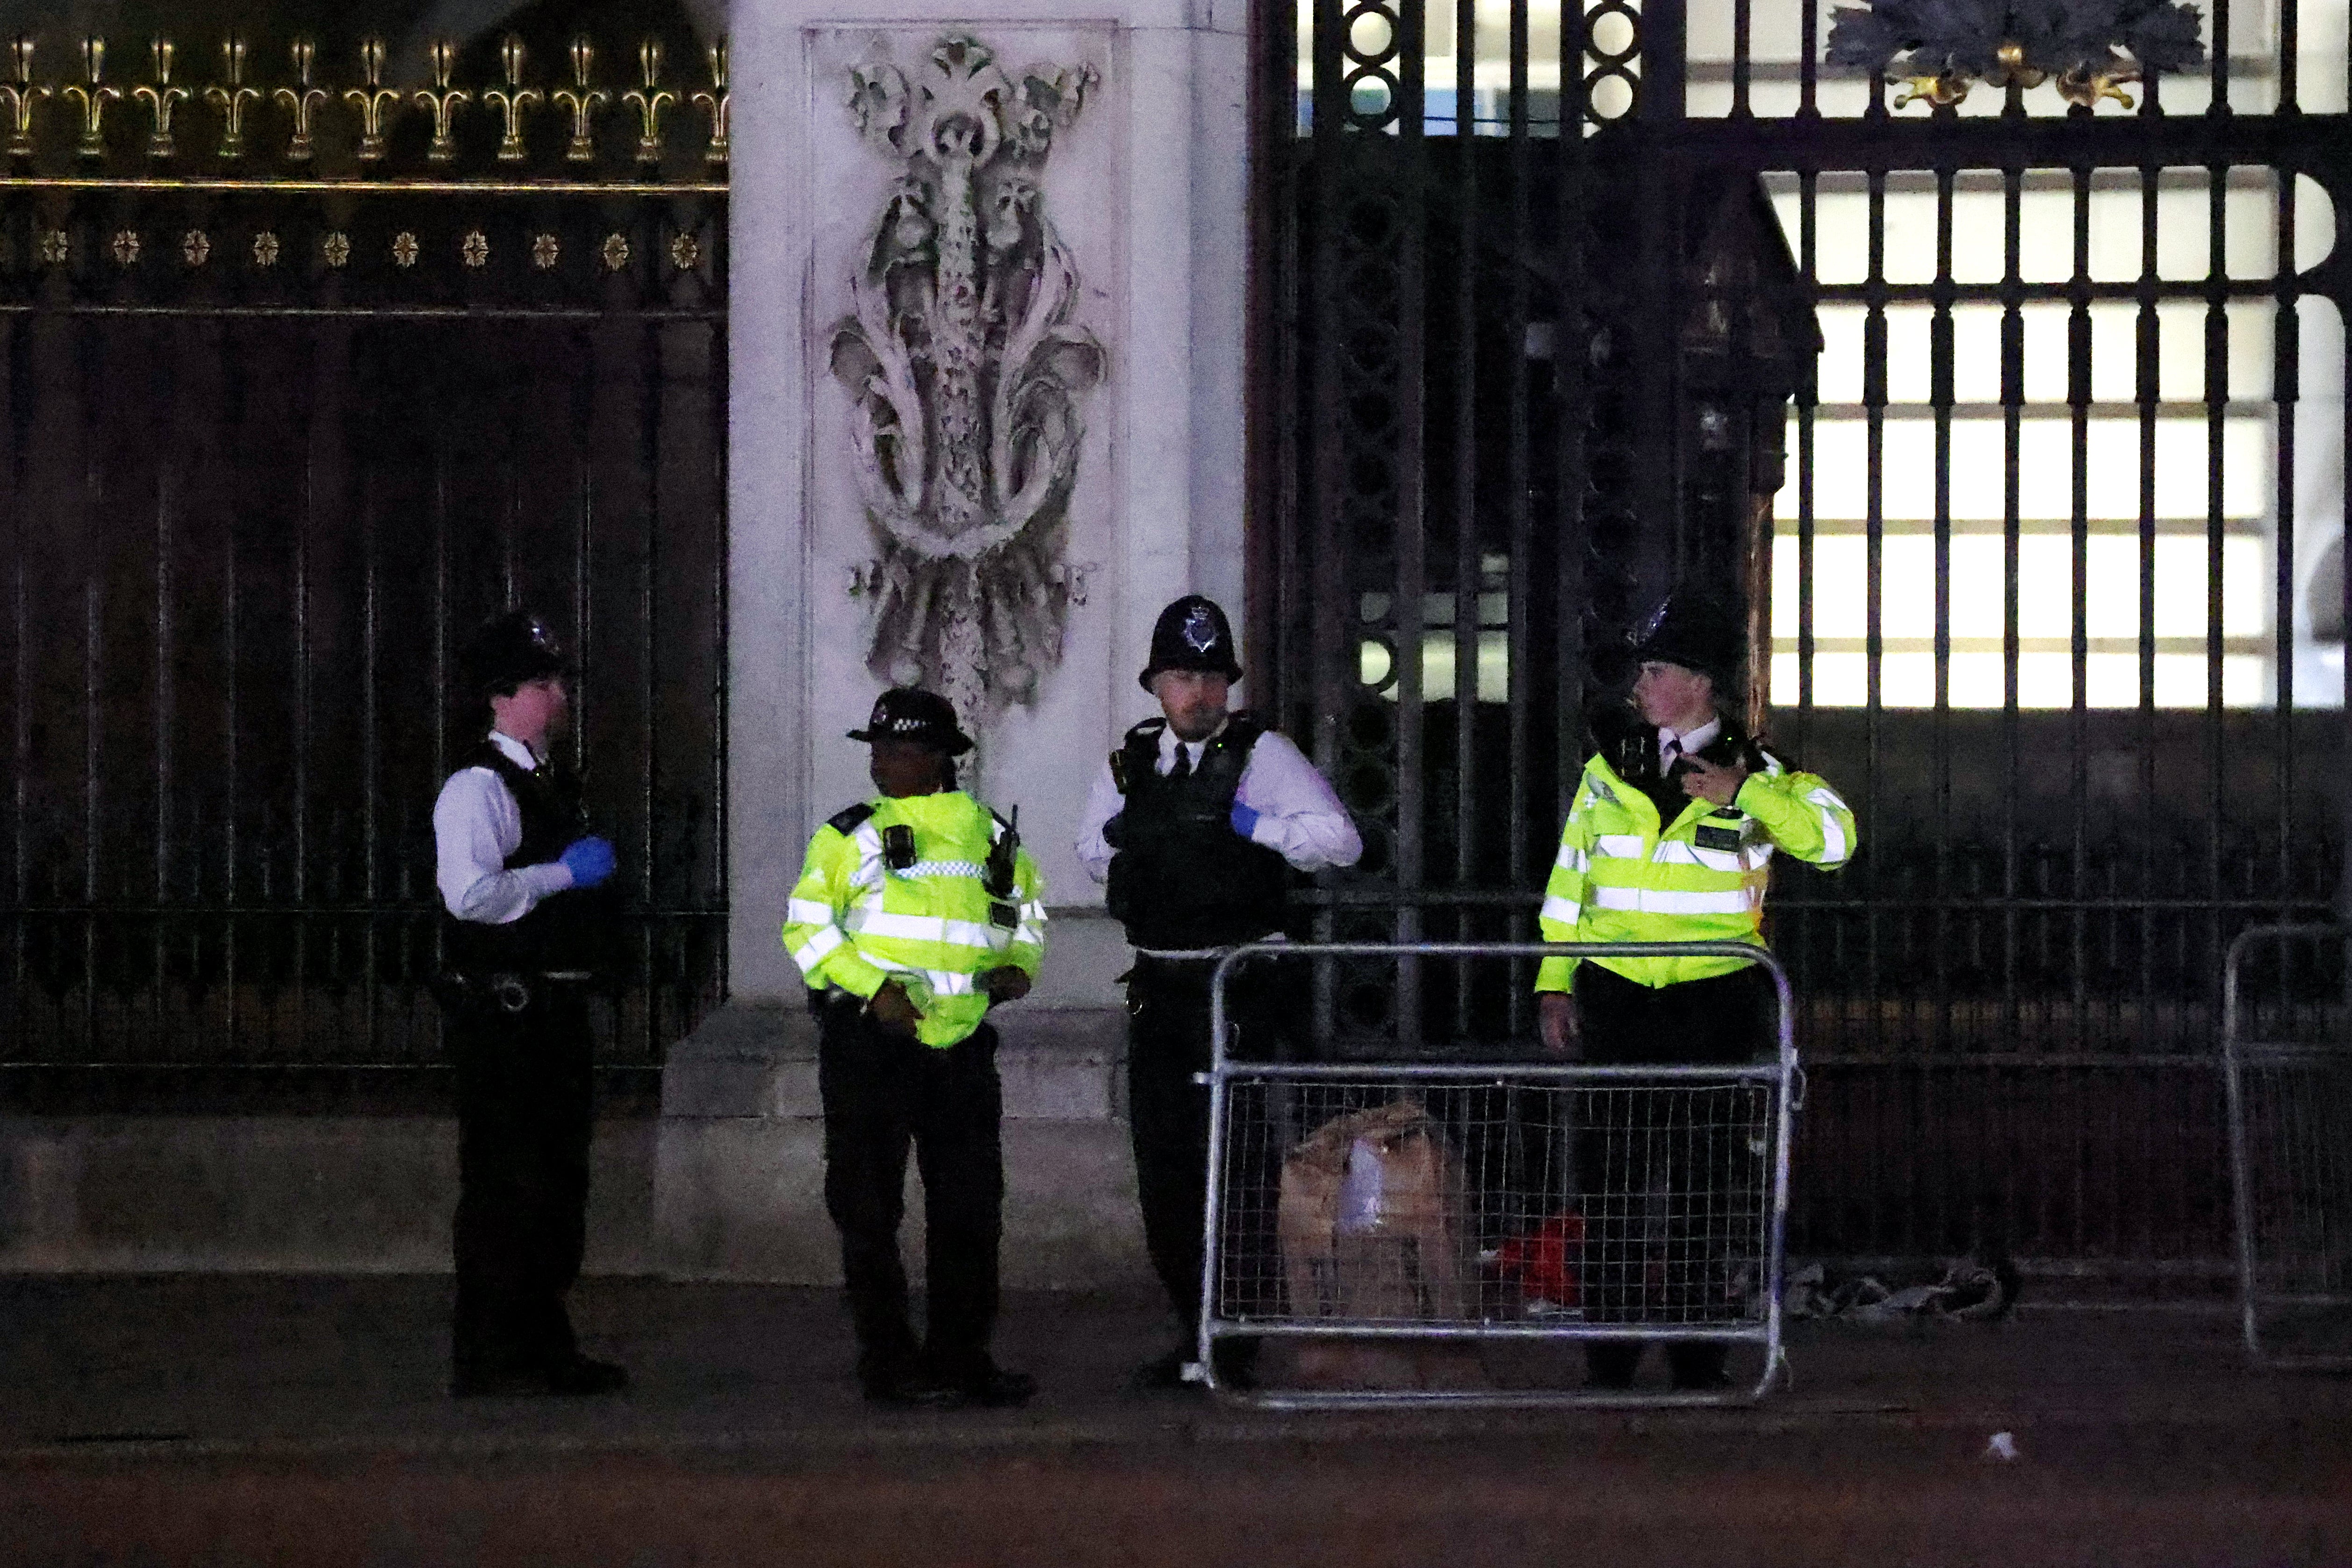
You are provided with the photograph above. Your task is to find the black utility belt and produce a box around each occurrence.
[439,970,596,1014]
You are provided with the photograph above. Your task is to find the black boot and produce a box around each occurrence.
[1585,1341,1642,1390]
[1666,1341,1731,1391]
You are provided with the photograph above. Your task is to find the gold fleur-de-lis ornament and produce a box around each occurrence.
[205,36,263,158]
[322,230,351,267]
[39,229,70,265]
[531,233,561,269]
[551,37,608,163]
[415,39,470,162]
[2,37,50,161]
[484,36,543,162]
[132,38,189,158]
[252,231,280,267]
[669,233,701,271]
[691,40,728,165]
[601,232,630,271]
[112,229,140,265]
[344,38,401,161]
[275,39,329,162]
[461,230,489,267]
[63,37,124,159]
[181,229,209,266]
[623,39,677,165]
[391,230,419,267]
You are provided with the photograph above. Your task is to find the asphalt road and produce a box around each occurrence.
[9,1417,2351,1567]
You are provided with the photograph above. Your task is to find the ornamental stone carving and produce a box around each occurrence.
[829,33,1106,740]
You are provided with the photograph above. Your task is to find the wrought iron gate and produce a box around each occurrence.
[0,23,727,1097]
[1251,0,2352,1281]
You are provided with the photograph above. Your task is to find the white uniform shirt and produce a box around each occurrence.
[1658,718,1720,771]
[433,731,576,924]
[1074,720,1363,884]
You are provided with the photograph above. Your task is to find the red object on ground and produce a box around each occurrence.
[1495,1212,1583,1308]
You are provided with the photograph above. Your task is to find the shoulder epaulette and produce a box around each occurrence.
[826,802,877,835]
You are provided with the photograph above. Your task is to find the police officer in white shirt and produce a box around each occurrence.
[1075,594,1362,1389]
[432,610,626,1398]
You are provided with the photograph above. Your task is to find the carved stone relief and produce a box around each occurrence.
[828,33,1106,742]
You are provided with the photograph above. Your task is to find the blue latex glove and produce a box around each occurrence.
[1230,802,1261,841]
[559,836,616,890]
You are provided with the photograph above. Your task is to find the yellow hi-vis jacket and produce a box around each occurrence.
[782,790,1047,1049]
[1533,747,1855,993]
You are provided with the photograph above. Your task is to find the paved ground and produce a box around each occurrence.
[3,1276,2350,1565]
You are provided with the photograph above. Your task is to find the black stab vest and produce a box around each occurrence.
[1106,715,1292,949]
[439,742,609,976]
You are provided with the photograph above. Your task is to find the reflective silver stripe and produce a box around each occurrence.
[1554,842,1590,873]
[788,925,845,973]
[897,859,988,881]
[1539,895,1582,926]
[864,955,981,996]
[1807,788,1850,863]
[1594,834,1646,860]
[787,898,835,926]
[1014,927,1044,948]
[1589,885,1755,915]
[1654,839,1743,874]
[848,909,1006,949]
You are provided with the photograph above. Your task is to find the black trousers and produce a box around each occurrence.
[818,1004,1005,1378]
[1125,957,1286,1333]
[449,992,595,1377]
[1572,962,1773,1379]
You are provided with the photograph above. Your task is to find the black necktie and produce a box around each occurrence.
[1167,745,1193,781]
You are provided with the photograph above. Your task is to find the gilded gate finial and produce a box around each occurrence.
[133,39,189,158]
[415,39,470,162]
[691,40,729,165]
[623,40,676,165]
[551,37,607,163]
[483,36,543,162]
[274,39,328,161]
[1,37,48,161]
[344,37,400,161]
[205,36,262,159]
[64,38,125,159]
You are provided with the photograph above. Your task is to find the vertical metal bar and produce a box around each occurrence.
[294,324,314,1061]
[2211,0,2232,115]
[1798,0,1819,117]
[2272,176,2298,937]
[2069,166,2092,1057]
[1540,0,1589,1042]
[361,345,381,1059]
[1393,0,1431,1046]
[1932,167,1955,1065]
[2002,165,2024,1062]
[1451,0,1480,1036]
[1732,0,1752,117]
[222,322,241,1060]
[2137,165,2160,1050]
[2207,165,2229,1066]
[1864,168,1887,1077]
[1503,0,1531,1001]
[152,416,173,1057]
[7,320,25,1065]
[2280,0,2299,112]
[81,389,99,1057]
[640,317,662,1065]
[1796,172,1816,761]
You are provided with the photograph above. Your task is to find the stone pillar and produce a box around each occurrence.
[657,0,1248,1282]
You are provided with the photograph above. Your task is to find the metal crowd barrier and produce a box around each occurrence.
[1197,940,1799,1409]
[2223,924,2352,1371]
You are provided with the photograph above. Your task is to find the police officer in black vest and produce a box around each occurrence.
[1076,595,1362,1388]
[432,610,627,1397]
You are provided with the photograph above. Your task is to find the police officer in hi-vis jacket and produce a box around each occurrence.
[783,688,1047,1409]
[1534,594,1856,1391]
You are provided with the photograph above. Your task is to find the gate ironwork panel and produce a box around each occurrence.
[0,24,727,1090]
[1252,0,2352,1279]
